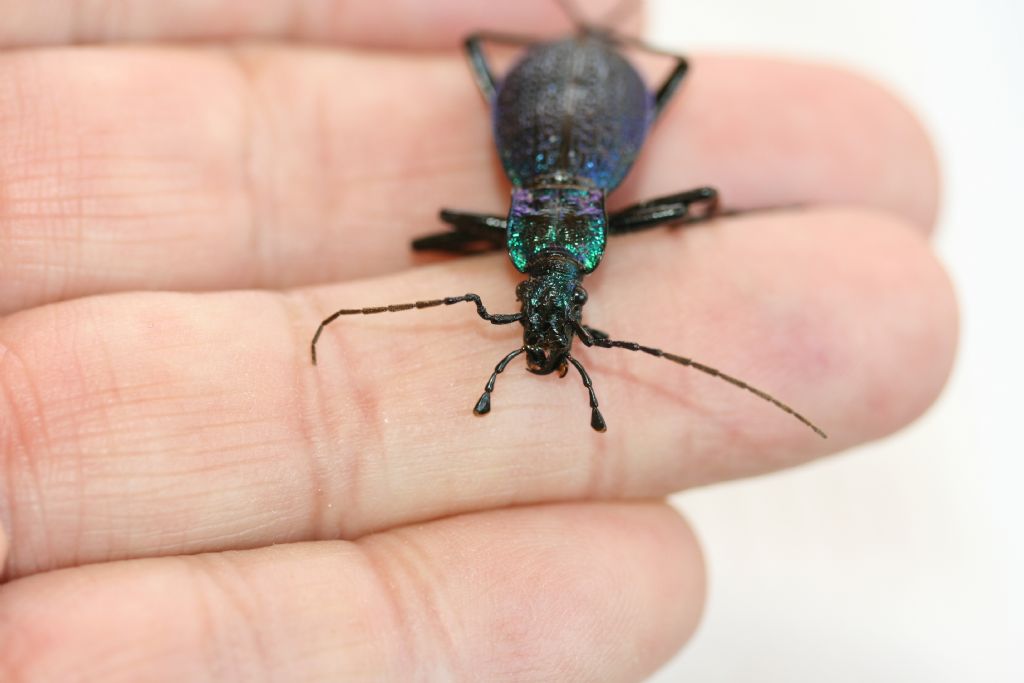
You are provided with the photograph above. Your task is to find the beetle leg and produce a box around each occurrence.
[608,186,719,234]
[439,209,507,233]
[410,231,501,254]
[411,209,507,254]
[596,31,692,119]
[578,325,609,343]
[465,31,541,101]
[652,56,689,119]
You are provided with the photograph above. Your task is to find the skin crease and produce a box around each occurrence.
[0,0,955,680]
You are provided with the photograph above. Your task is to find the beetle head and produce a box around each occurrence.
[516,256,588,375]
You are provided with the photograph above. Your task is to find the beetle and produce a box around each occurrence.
[310,0,826,438]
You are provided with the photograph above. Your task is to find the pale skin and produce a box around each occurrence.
[0,0,957,680]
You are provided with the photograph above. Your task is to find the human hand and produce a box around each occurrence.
[0,0,955,680]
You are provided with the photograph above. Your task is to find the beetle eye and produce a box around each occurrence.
[573,288,588,305]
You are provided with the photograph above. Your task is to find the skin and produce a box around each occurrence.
[0,0,956,680]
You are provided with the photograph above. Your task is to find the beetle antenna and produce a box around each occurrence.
[554,0,586,27]
[576,325,827,438]
[311,294,520,365]
[597,0,642,26]
[554,0,641,31]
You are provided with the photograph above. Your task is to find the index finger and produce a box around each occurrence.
[0,206,957,579]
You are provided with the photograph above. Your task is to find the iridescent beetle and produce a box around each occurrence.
[311,0,826,438]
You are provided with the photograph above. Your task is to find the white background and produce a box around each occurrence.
[642,0,1023,681]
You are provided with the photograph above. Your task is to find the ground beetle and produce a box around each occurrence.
[311,0,826,438]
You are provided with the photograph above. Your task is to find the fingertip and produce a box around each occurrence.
[645,56,942,232]
[396,502,707,681]
[815,62,943,230]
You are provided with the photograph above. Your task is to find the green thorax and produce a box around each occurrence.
[506,185,607,274]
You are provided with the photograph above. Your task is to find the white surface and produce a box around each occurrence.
[642,0,1023,681]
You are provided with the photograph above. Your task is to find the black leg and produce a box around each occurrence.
[649,56,689,120]
[608,186,719,234]
[597,32,692,120]
[608,32,692,60]
[568,356,607,432]
[474,347,525,415]
[579,325,609,341]
[440,209,507,233]
[411,231,503,255]
[311,294,520,365]
[411,209,507,254]
[465,31,540,101]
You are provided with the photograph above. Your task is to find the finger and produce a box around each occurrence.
[0,502,703,683]
[620,54,940,228]
[0,48,938,313]
[0,0,613,48]
[0,207,957,578]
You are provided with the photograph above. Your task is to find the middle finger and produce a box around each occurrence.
[0,46,938,313]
